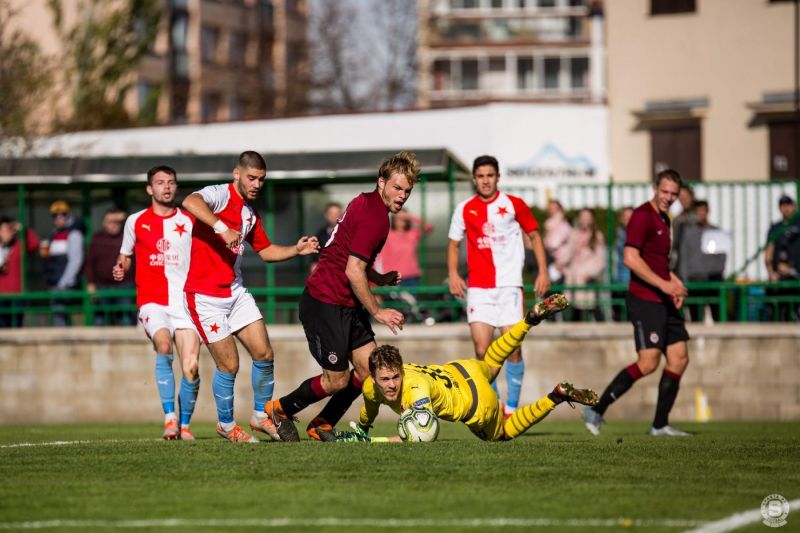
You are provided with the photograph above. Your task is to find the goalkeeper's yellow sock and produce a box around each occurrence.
[503,396,556,440]
[484,320,531,369]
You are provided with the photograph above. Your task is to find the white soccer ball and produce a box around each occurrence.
[397,407,440,442]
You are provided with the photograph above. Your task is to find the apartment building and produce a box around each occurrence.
[416,0,605,108]
[9,0,308,128]
[606,0,797,182]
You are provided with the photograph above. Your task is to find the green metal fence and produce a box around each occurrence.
[3,281,799,327]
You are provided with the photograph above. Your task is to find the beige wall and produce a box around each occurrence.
[1,323,798,427]
[607,0,795,182]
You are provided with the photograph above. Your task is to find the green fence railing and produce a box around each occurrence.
[2,282,799,327]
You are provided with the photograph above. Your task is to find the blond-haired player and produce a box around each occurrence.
[340,294,597,443]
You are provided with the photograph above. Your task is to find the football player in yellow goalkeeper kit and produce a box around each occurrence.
[340,293,598,442]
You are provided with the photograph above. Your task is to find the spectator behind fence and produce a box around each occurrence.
[612,206,634,321]
[678,200,728,322]
[43,200,84,326]
[86,208,135,326]
[563,208,606,322]
[670,184,695,272]
[543,199,572,284]
[376,209,432,287]
[0,215,40,328]
[764,195,800,321]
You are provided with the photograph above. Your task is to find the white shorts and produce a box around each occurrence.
[138,303,196,339]
[184,285,263,344]
[466,287,524,328]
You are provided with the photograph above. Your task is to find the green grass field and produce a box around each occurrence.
[0,420,797,532]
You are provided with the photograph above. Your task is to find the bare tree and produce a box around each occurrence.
[308,0,416,113]
[47,0,161,131]
[0,0,54,154]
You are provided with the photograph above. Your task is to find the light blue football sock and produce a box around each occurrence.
[251,360,274,412]
[154,354,175,414]
[212,369,236,424]
[505,359,525,409]
[179,377,200,426]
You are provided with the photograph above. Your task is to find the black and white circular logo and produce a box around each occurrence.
[327,352,338,364]
[649,332,659,344]
[761,494,789,528]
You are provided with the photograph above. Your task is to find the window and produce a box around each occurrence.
[201,92,222,122]
[433,59,451,90]
[484,57,506,91]
[544,57,560,89]
[570,57,588,88]
[460,58,479,90]
[769,121,799,180]
[170,12,188,51]
[651,0,695,15]
[539,0,556,8]
[517,57,534,89]
[229,96,244,121]
[170,81,189,122]
[651,123,702,181]
[491,0,504,8]
[229,32,245,66]
[201,26,220,63]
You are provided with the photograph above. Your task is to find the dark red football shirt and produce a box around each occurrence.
[625,201,672,303]
[306,190,389,307]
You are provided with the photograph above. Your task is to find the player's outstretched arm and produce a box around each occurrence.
[182,193,241,249]
[346,255,404,334]
[257,236,319,263]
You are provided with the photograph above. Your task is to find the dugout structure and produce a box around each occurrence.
[0,149,471,326]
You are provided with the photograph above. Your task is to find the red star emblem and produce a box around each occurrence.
[497,206,508,217]
[174,223,187,236]
[209,323,220,333]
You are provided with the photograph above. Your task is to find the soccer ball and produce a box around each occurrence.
[397,407,440,442]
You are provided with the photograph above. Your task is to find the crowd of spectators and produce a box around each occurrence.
[1,191,799,327]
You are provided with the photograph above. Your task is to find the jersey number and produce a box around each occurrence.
[409,364,453,389]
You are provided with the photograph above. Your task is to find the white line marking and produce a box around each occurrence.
[0,439,156,449]
[685,497,800,533]
[0,517,708,529]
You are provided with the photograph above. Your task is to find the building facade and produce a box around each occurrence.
[606,0,798,182]
[416,0,605,108]
[9,0,308,129]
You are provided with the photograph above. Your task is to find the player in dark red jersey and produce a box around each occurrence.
[266,151,421,441]
[584,169,691,437]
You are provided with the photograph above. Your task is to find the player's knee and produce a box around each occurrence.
[154,340,172,355]
[182,360,199,380]
[217,360,239,374]
[637,359,659,375]
[324,372,349,393]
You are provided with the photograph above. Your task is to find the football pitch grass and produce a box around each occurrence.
[0,421,797,532]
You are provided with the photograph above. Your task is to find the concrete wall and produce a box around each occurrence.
[1,323,798,425]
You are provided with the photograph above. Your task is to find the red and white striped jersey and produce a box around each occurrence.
[448,191,538,289]
[120,206,194,308]
[184,183,271,297]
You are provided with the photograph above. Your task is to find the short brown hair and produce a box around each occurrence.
[378,151,421,187]
[655,168,682,187]
[369,345,404,377]
[146,165,177,185]
[238,150,267,171]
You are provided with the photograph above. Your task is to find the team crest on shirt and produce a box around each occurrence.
[650,332,659,344]
[156,239,171,253]
[328,352,338,364]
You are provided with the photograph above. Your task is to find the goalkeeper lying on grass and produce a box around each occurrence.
[337,293,598,443]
